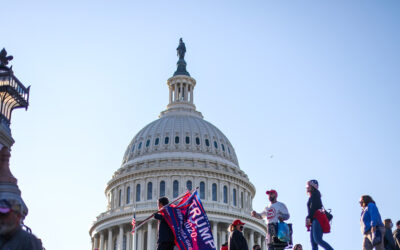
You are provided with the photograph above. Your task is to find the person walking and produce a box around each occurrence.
[393,220,400,250]
[384,219,395,250]
[154,197,175,250]
[228,219,248,250]
[360,195,385,250]
[306,180,334,250]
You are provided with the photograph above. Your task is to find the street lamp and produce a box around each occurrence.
[0,48,30,147]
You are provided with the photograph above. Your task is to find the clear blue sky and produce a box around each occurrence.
[3,0,400,249]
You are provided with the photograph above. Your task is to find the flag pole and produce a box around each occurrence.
[131,187,198,234]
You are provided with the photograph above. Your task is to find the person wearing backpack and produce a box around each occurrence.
[306,180,334,250]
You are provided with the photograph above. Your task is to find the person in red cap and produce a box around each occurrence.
[251,189,290,249]
[228,219,248,250]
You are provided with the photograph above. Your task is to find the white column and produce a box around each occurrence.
[137,228,143,250]
[147,221,153,249]
[221,230,227,245]
[131,230,135,250]
[100,232,105,250]
[93,235,99,250]
[184,83,188,101]
[212,221,218,248]
[125,230,130,250]
[249,230,254,250]
[107,228,113,250]
[169,86,172,104]
[174,83,178,102]
[190,85,193,103]
[118,225,124,250]
[257,233,261,247]
[262,236,266,250]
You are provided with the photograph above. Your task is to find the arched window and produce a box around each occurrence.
[131,145,135,152]
[164,137,169,144]
[175,136,180,144]
[159,181,165,197]
[138,142,142,149]
[136,184,141,202]
[118,189,122,207]
[173,180,179,198]
[185,136,190,144]
[214,141,218,149]
[200,182,205,199]
[233,188,237,206]
[155,138,160,145]
[221,144,225,152]
[223,186,228,204]
[205,139,210,147]
[228,147,231,154]
[186,180,192,191]
[241,192,244,208]
[146,139,150,147]
[195,137,200,145]
[126,186,131,204]
[147,182,153,200]
[212,183,217,201]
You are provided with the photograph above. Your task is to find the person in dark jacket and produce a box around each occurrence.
[0,200,43,250]
[306,180,334,250]
[154,197,175,250]
[228,219,248,250]
[393,220,400,250]
[384,219,395,250]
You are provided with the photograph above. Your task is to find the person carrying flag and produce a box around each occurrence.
[154,197,175,250]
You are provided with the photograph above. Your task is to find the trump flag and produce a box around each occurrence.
[162,190,216,250]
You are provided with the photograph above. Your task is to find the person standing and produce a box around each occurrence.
[228,219,248,250]
[154,197,175,250]
[360,195,385,250]
[251,189,290,249]
[384,219,395,250]
[306,180,334,250]
[393,220,400,250]
[0,147,43,250]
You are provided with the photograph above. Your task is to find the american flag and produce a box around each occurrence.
[131,210,136,235]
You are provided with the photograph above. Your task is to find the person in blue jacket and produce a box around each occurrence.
[360,195,386,250]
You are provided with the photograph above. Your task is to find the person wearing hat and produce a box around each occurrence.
[251,189,290,249]
[0,147,43,249]
[228,219,248,250]
[306,180,333,250]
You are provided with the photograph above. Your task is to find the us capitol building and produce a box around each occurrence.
[89,39,267,250]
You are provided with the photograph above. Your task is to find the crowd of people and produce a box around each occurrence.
[149,179,400,250]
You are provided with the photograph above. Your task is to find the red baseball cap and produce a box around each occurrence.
[266,189,277,196]
[232,219,245,226]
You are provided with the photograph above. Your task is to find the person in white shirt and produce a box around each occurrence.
[251,189,290,249]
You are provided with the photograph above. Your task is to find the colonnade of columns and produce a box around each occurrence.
[92,220,265,250]
[169,81,194,104]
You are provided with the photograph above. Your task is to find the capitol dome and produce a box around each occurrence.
[90,39,267,250]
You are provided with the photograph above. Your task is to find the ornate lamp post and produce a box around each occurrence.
[0,48,30,148]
